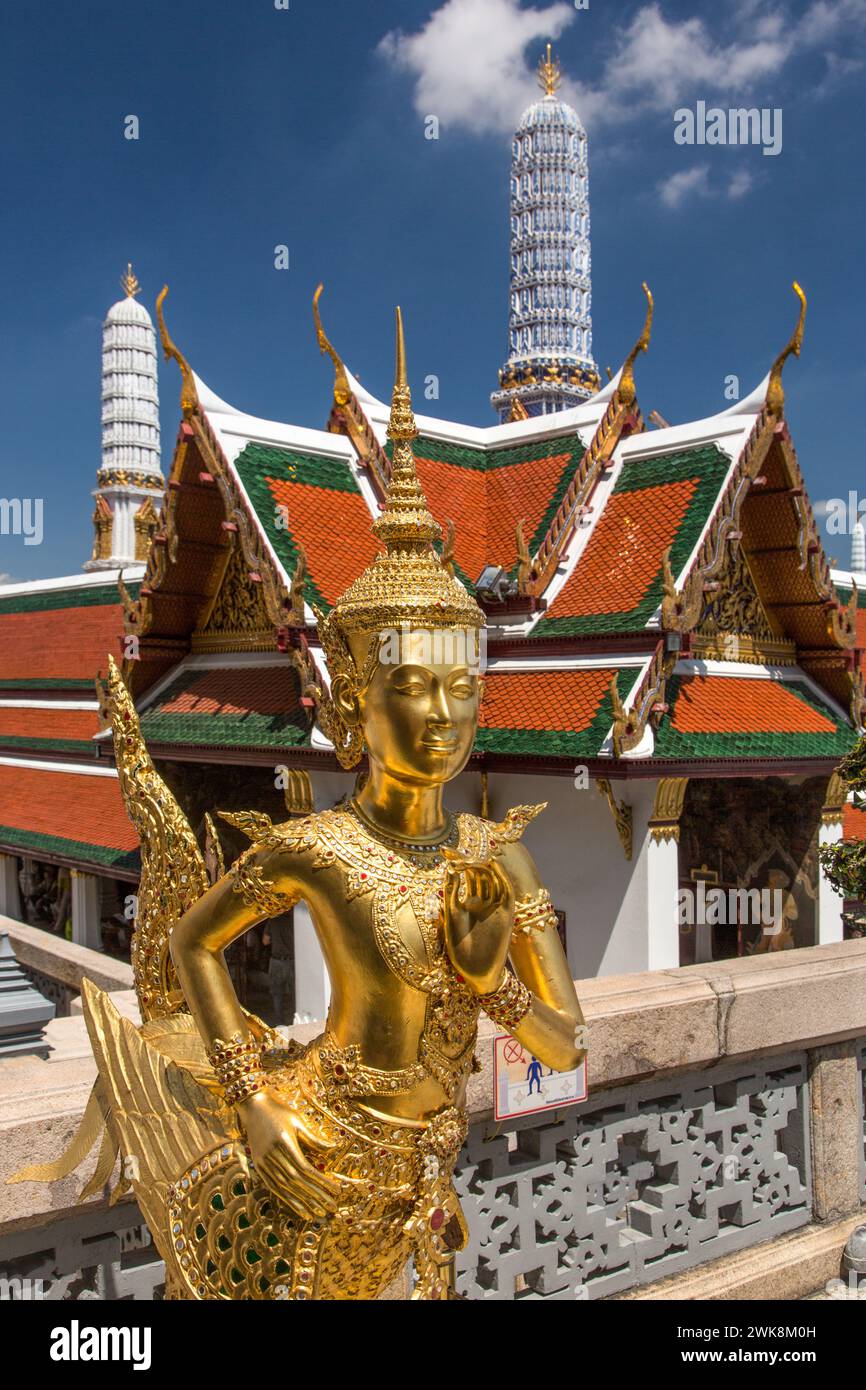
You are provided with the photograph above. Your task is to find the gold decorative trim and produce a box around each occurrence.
[648,777,689,843]
[155,285,198,417]
[821,771,847,827]
[312,283,351,408]
[766,281,806,417]
[595,778,633,860]
[613,644,676,757]
[97,468,165,490]
[691,632,796,665]
[617,282,653,409]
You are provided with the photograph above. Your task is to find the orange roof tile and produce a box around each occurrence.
[266,478,379,607]
[843,802,866,841]
[0,764,138,852]
[550,478,697,620]
[0,708,100,741]
[0,605,123,682]
[480,667,617,730]
[671,675,838,735]
[415,451,572,581]
[158,666,300,717]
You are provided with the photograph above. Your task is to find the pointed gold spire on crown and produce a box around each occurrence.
[319,307,483,653]
[373,307,440,549]
[537,42,562,97]
[121,262,141,299]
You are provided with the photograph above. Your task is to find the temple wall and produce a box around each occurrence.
[2,933,864,1300]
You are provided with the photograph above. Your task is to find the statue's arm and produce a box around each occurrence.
[170,841,340,1222]
[502,843,586,1074]
[170,841,305,1051]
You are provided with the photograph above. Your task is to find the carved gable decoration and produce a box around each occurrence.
[693,544,795,664]
[194,540,274,653]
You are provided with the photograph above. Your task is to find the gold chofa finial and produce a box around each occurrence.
[121,263,141,299]
[766,282,806,416]
[155,285,198,417]
[618,282,654,407]
[313,283,351,408]
[537,42,562,96]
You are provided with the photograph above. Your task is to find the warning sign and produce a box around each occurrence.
[492,1035,587,1121]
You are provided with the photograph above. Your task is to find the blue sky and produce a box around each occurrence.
[1,0,864,581]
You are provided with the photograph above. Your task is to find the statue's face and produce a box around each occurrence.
[356,627,481,786]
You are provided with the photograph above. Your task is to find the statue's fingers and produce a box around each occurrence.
[257,1156,319,1222]
[294,1115,338,1154]
[270,1156,330,1221]
[283,1134,340,1210]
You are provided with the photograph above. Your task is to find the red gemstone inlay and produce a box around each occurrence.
[430,1208,445,1231]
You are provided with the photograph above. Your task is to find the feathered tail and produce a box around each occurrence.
[102,655,209,1022]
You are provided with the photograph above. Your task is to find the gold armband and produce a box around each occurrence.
[479,971,532,1030]
[512,887,558,940]
[231,848,295,917]
[207,1032,267,1106]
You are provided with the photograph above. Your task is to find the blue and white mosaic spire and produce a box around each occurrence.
[492,45,600,422]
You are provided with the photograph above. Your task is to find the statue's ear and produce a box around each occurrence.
[331,672,361,728]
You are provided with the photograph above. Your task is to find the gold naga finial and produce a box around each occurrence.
[155,285,198,417]
[313,283,351,408]
[121,262,141,299]
[766,281,806,416]
[537,42,562,97]
[618,282,654,408]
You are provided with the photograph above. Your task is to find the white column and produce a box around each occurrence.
[646,834,680,970]
[71,870,102,951]
[0,854,21,918]
[817,819,845,944]
[293,903,330,1024]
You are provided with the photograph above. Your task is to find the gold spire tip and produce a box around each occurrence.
[121,262,141,299]
[388,305,418,443]
[537,42,562,97]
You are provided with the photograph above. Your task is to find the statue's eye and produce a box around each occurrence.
[449,679,475,699]
[393,678,427,696]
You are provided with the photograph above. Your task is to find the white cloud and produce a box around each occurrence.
[657,163,756,209]
[657,164,710,208]
[0,573,16,586]
[727,168,754,199]
[381,0,866,134]
[379,0,577,135]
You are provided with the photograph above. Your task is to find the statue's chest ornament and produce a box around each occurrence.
[311,806,496,994]
[258,802,546,1100]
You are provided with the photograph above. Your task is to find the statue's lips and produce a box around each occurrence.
[420,736,459,752]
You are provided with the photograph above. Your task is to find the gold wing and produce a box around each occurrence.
[103,655,209,1020]
[80,980,233,1245]
[85,981,306,1300]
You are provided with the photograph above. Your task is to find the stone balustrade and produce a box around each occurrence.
[1,938,864,1300]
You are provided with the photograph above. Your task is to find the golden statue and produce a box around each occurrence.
[13,308,585,1301]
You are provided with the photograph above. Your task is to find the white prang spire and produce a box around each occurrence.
[852,517,866,574]
[84,265,163,570]
[492,44,600,422]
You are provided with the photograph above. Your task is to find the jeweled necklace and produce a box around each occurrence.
[348,797,459,859]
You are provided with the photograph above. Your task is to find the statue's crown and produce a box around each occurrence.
[320,308,484,645]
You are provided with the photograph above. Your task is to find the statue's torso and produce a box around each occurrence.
[265,805,525,1121]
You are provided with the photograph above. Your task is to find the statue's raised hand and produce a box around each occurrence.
[238,1090,340,1222]
[442,850,514,995]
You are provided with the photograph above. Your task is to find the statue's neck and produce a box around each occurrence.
[354,768,448,844]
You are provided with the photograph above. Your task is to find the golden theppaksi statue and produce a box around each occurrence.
[12,308,586,1300]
